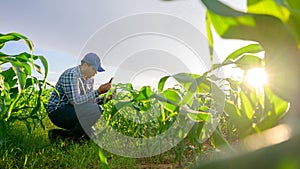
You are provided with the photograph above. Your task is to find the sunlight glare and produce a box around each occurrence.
[245,68,268,88]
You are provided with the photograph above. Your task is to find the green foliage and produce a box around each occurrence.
[0,32,49,143]
[200,0,297,150]
[101,76,213,138]
[1,1,297,167]
[202,0,300,100]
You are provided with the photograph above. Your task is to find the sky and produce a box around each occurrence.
[0,0,249,89]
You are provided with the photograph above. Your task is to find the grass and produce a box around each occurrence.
[0,118,138,169]
[0,117,212,169]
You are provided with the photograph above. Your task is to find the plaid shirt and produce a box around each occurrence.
[47,66,99,113]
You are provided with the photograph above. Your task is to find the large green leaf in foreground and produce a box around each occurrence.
[202,0,300,102]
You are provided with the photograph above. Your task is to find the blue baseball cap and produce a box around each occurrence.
[81,53,105,72]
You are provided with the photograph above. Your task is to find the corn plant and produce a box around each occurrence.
[200,0,299,149]
[0,32,49,143]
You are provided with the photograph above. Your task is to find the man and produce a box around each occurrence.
[47,52,112,142]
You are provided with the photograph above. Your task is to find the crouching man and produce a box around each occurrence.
[47,52,112,142]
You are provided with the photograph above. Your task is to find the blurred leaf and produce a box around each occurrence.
[180,92,194,107]
[133,86,153,101]
[204,3,255,36]
[187,111,210,122]
[161,89,181,112]
[210,81,225,112]
[98,149,109,169]
[255,86,290,130]
[205,10,214,63]
[234,55,262,70]
[211,128,234,152]
[240,91,254,120]
[173,73,200,91]
[264,86,289,116]
[182,106,211,122]
[202,0,300,100]
[224,100,252,136]
[110,101,131,116]
[285,0,300,9]
[247,0,290,22]
[223,44,263,64]
[225,78,240,91]
[247,0,300,47]
[190,74,207,93]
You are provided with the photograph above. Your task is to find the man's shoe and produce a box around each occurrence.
[48,129,71,143]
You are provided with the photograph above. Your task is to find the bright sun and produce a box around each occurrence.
[245,68,268,88]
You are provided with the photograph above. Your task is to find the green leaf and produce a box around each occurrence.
[204,5,255,37]
[133,86,153,101]
[234,55,262,70]
[211,128,234,152]
[161,89,181,112]
[0,33,21,44]
[223,44,263,64]
[109,101,131,117]
[3,82,10,90]
[0,33,33,51]
[240,91,254,120]
[161,89,181,102]
[224,100,241,120]
[190,73,207,93]
[180,105,210,122]
[285,0,300,9]
[16,53,30,62]
[0,67,17,88]
[264,86,289,117]
[180,91,194,107]
[247,0,290,22]
[224,100,254,136]
[38,55,48,78]
[34,64,42,74]
[158,75,169,92]
[210,82,225,112]
[22,63,31,75]
[206,11,214,63]
[202,0,246,17]
[172,73,200,91]
[98,149,109,169]
[10,61,27,90]
[203,0,300,100]
[187,111,210,122]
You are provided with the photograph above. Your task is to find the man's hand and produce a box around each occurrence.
[97,83,111,95]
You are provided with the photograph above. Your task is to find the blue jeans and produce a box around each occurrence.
[48,103,102,138]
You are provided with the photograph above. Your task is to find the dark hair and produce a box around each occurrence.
[81,60,89,66]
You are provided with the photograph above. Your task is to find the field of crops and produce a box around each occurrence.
[1,0,300,168]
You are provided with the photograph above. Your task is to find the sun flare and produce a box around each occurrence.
[245,68,268,89]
